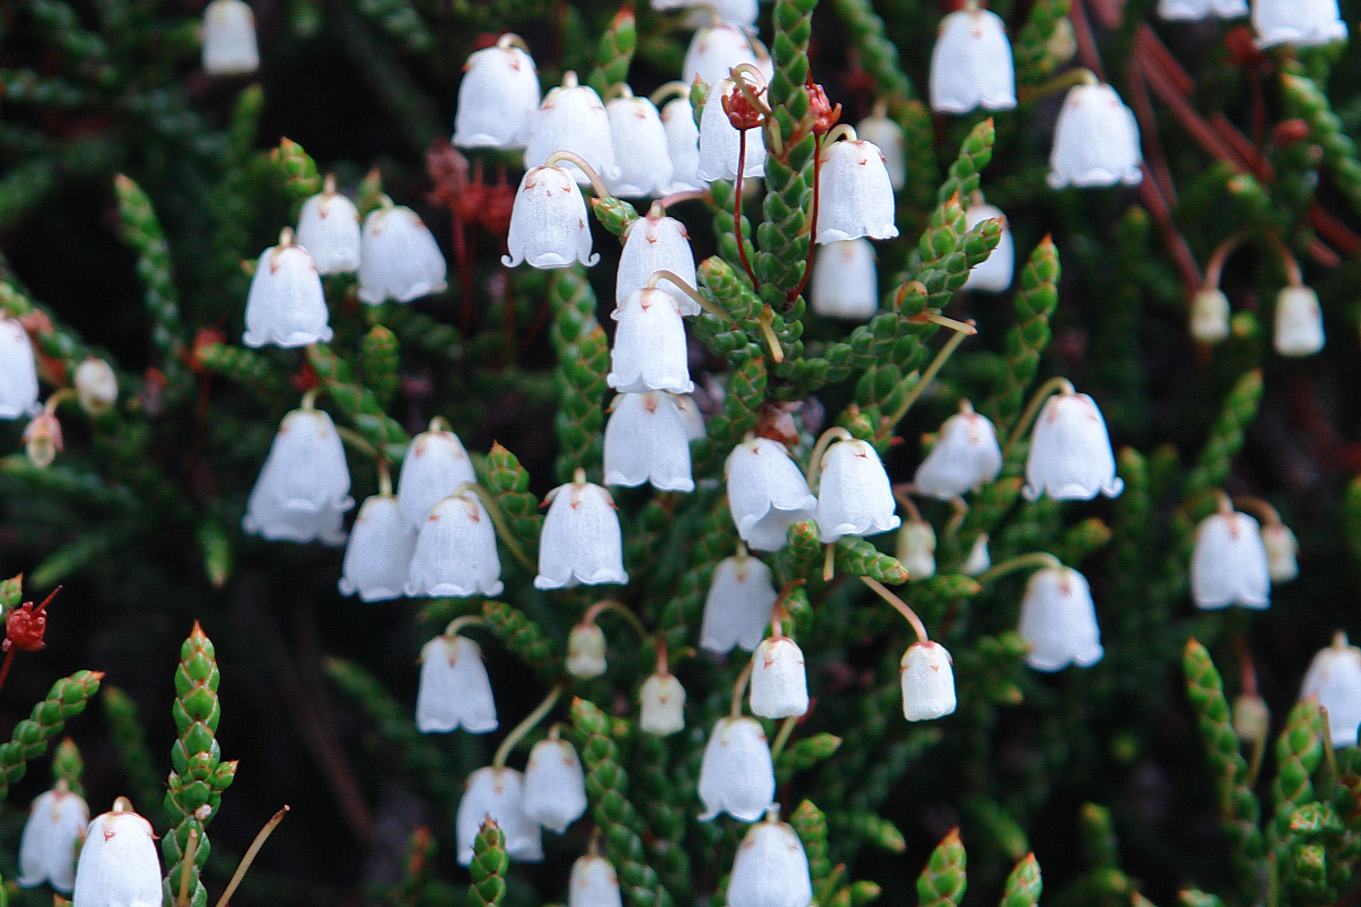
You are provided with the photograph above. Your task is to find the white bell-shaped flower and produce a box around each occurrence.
[1022,391,1123,501]
[503,165,600,269]
[1273,285,1324,357]
[1253,0,1346,47]
[896,520,937,580]
[1048,83,1143,189]
[660,96,704,194]
[295,183,362,275]
[697,78,767,182]
[915,404,1004,500]
[1191,510,1270,610]
[523,737,588,833]
[750,636,808,719]
[455,767,543,865]
[683,24,773,90]
[1017,566,1104,672]
[201,0,258,76]
[242,230,331,349]
[700,553,778,653]
[567,623,608,678]
[607,288,693,395]
[1302,632,1361,747]
[900,640,957,721]
[0,317,40,421]
[616,213,698,313]
[74,358,118,417]
[929,8,1017,114]
[1190,287,1232,344]
[453,38,541,149]
[640,671,686,736]
[416,634,498,733]
[815,138,899,243]
[524,73,618,185]
[1262,522,1299,583]
[725,437,818,552]
[855,113,906,190]
[727,819,815,907]
[816,437,901,542]
[71,804,161,907]
[1158,0,1248,19]
[18,785,88,892]
[242,406,353,544]
[604,392,695,492]
[571,855,623,907]
[961,533,991,576]
[405,492,504,598]
[962,202,1013,292]
[356,202,448,304]
[535,477,629,589]
[810,239,878,320]
[338,494,417,602]
[397,425,477,529]
[674,394,707,440]
[606,93,673,198]
[697,715,775,821]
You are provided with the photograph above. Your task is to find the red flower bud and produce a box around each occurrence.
[806,78,842,136]
[722,83,765,131]
[5,587,59,653]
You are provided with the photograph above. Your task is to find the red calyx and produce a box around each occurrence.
[5,587,59,653]
[722,83,766,131]
[806,78,842,136]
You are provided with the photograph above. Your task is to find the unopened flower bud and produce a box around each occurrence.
[74,358,118,416]
[640,671,686,736]
[1273,285,1325,357]
[1046,17,1078,66]
[1262,522,1299,583]
[1232,692,1270,747]
[22,413,62,469]
[1190,287,1231,344]
[567,623,608,678]
[900,640,957,721]
[749,636,809,719]
[896,519,937,580]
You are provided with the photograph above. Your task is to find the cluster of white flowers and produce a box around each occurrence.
[15,796,163,907]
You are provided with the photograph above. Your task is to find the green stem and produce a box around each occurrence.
[454,482,537,573]
[770,715,799,761]
[885,326,974,428]
[493,686,562,769]
[583,599,651,641]
[860,576,929,644]
[1003,377,1076,456]
[977,552,1064,585]
[805,427,853,489]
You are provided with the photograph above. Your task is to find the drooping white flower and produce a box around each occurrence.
[524,73,618,186]
[1047,83,1143,189]
[1158,0,1248,19]
[1273,285,1325,357]
[682,24,773,90]
[1190,510,1270,610]
[405,492,504,598]
[1302,632,1361,747]
[816,437,900,542]
[1017,566,1104,672]
[928,8,1017,114]
[674,393,707,441]
[810,239,878,320]
[697,78,767,183]
[961,533,991,576]
[900,641,957,721]
[338,494,417,602]
[453,38,541,150]
[640,671,686,736]
[295,184,362,275]
[356,202,448,304]
[896,520,937,581]
[815,138,899,244]
[855,113,906,190]
[397,425,478,529]
[570,855,624,907]
[242,231,331,349]
[18,785,88,892]
[697,716,775,822]
[660,96,704,194]
[725,437,818,552]
[73,358,118,417]
[503,166,600,269]
[915,403,1004,500]
[242,406,353,544]
[749,636,808,719]
[1022,392,1123,501]
[727,820,815,907]
[535,478,628,589]
[0,317,39,420]
[606,93,673,198]
[700,553,778,654]
[567,623,608,678]
[962,202,1014,292]
[71,804,161,907]
[607,288,693,395]
[1253,0,1346,47]
[455,767,543,865]
[604,392,695,492]
[523,737,588,833]
[201,0,258,76]
[616,213,698,314]
[1190,287,1232,344]
[416,634,497,733]
[1262,522,1299,583]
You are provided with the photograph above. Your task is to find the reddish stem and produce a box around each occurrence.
[790,139,822,303]
[0,647,17,698]
[734,129,759,286]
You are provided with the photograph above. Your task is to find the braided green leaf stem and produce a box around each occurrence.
[114,174,186,388]
[999,853,1042,907]
[308,343,410,460]
[549,268,608,482]
[101,684,163,813]
[467,817,508,907]
[0,670,103,803]
[585,8,636,97]
[918,828,967,907]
